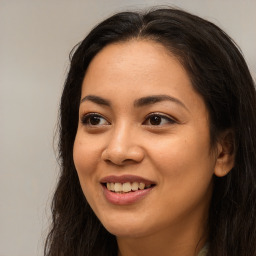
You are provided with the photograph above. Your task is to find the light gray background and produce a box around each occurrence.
[1,0,255,255]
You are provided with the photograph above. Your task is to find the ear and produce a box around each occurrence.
[214,130,235,177]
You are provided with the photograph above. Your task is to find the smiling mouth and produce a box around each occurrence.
[103,182,155,193]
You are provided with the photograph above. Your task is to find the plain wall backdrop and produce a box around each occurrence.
[0,0,255,255]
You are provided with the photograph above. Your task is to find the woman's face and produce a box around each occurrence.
[73,40,217,239]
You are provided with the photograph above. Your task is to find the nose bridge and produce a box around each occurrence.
[109,120,134,155]
[102,119,144,165]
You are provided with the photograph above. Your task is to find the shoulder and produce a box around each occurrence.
[197,244,208,256]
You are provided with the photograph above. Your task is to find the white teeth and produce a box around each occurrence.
[106,182,151,193]
[123,182,132,192]
[110,183,115,191]
[139,182,145,190]
[114,183,122,192]
[131,182,139,191]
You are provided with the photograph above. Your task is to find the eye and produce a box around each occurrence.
[81,113,110,126]
[143,113,176,126]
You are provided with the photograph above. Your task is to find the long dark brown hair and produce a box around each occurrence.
[44,7,256,256]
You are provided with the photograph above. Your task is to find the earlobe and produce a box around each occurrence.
[214,130,235,177]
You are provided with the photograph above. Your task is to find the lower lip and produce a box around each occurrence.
[102,185,154,205]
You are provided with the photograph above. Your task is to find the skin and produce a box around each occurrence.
[73,40,233,256]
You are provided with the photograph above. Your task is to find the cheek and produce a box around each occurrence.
[73,135,104,207]
[148,134,214,219]
[74,133,99,168]
[149,129,214,183]
[73,135,102,188]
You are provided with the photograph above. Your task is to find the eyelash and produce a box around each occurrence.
[143,113,177,126]
[80,112,177,127]
[81,113,110,126]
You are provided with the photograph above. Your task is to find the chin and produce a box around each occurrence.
[100,216,154,238]
[106,225,149,238]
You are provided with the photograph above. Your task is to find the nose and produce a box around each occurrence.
[101,125,145,166]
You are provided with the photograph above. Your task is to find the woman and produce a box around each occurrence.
[44,8,256,256]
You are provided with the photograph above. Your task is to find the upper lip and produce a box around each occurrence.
[100,175,156,185]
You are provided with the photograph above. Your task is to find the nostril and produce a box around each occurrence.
[101,146,145,165]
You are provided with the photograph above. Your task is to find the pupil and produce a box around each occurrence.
[150,116,161,125]
[90,116,100,125]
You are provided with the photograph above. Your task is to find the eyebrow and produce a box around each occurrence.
[134,94,189,111]
[80,94,188,111]
[80,95,111,106]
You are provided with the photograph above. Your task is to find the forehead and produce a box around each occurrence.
[81,40,207,116]
[87,40,176,73]
[82,40,189,92]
